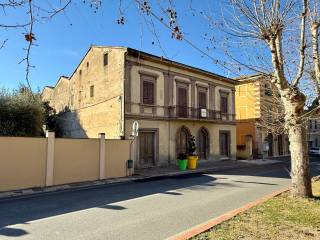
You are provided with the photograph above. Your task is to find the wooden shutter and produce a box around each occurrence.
[178,88,188,117]
[220,95,228,114]
[143,81,154,104]
[178,88,187,106]
[198,91,207,108]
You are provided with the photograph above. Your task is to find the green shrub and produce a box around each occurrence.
[0,87,45,137]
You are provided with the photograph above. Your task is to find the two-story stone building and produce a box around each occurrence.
[42,46,237,168]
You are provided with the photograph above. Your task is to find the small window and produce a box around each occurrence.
[87,62,89,68]
[79,69,82,75]
[103,53,108,66]
[143,80,154,105]
[264,84,273,96]
[220,95,228,114]
[90,85,94,98]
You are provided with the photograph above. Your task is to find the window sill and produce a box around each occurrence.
[141,103,156,107]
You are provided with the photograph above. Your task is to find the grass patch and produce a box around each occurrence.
[192,181,320,240]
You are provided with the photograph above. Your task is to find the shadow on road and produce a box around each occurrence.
[0,161,317,238]
[0,227,28,237]
[0,173,222,233]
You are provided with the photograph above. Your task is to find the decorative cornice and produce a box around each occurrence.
[128,60,235,90]
[175,77,191,84]
[138,70,160,78]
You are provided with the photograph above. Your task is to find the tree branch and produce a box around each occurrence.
[292,0,308,86]
[0,38,7,49]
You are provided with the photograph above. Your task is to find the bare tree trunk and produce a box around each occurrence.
[281,91,312,197]
[288,124,312,197]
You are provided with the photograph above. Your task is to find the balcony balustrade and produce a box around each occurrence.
[168,106,235,121]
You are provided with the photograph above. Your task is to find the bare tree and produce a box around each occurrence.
[217,0,319,197]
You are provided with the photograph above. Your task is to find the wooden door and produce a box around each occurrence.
[176,127,189,154]
[278,135,283,156]
[139,132,155,167]
[220,132,230,157]
[177,88,188,117]
[198,91,207,118]
[199,129,209,159]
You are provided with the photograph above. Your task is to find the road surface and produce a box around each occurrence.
[0,159,319,240]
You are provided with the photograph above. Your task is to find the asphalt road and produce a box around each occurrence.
[0,158,319,240]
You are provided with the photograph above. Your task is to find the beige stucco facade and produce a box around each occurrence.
[0,136,132,192]
[42,46,237,168]
[124,119,236,166]
[124,54,236,166]
[0,137,47,191]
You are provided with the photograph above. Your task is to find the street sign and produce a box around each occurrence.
[132,121,139,137]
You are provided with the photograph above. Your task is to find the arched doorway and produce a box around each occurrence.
[198,127,209,160]
[176,126,191,155]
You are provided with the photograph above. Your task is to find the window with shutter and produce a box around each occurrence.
[220,95,228,114]
[177,87,188,117]
[198,91,207,108]
[143,81,154,104]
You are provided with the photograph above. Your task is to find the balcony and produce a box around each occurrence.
[168,106,235,121]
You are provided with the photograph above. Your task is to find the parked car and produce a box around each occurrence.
[309,147,320,156]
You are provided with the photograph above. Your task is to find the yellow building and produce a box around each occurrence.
[42,46,237,168]
[235,74,290,159]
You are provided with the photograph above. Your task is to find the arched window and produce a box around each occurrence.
[176,126,191,155]
[198,127,210,160]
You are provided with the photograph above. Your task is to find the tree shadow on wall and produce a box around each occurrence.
[55,109,87,138]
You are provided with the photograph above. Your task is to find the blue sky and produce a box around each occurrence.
[0,0,230,91]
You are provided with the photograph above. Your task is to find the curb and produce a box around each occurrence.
[0,161,286,203]
[167,187,291,240]
[0,177,137,203]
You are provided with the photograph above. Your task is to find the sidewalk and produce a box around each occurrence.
[0,158,284,202]
[135,158,283,178]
